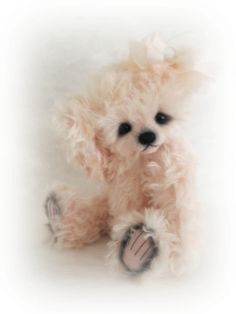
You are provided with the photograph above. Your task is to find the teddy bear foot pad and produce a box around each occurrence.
[120,223,158,274]
[44,193,62,237]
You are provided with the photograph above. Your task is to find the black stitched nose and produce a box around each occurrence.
[138,131,156,146]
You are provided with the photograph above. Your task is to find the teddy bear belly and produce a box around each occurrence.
[107,182,149,216]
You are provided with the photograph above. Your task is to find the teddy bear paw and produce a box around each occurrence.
[119,223,158,274]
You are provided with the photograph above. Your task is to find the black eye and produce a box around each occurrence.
[155,112,172,125]
[118,122,132,136]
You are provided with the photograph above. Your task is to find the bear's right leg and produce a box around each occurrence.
[45,185,109,249]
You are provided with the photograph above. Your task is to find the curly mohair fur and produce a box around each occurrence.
[49,34,205,277]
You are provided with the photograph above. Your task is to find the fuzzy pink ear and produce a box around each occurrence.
[162,70,207,105]
[55,98,106,180]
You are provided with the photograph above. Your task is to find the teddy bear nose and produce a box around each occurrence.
[138,130,156,146]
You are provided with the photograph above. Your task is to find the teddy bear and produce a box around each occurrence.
[45,34,205,277]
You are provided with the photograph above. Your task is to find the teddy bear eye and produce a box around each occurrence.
[118,122,132,136]
[155,112,172,125]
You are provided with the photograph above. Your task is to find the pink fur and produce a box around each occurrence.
[50,34,205,277]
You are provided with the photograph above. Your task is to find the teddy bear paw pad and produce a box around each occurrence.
[120,223,158,274]
[44,193,62,236]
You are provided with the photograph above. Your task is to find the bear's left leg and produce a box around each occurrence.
[107,209,178,276]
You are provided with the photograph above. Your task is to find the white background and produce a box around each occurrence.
[1,1,236,313]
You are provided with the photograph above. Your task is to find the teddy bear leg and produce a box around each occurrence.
[108,209,176,276]
[44,185,109,249]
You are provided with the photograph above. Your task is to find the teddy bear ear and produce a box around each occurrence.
[162,70,208,105]
[54,97,105,179]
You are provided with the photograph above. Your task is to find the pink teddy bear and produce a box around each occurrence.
[45,34,204,277]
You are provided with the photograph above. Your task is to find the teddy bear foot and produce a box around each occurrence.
[119,223,158,274]
[44,193,62,238]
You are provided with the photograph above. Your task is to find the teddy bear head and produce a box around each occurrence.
[56,34,205,182]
